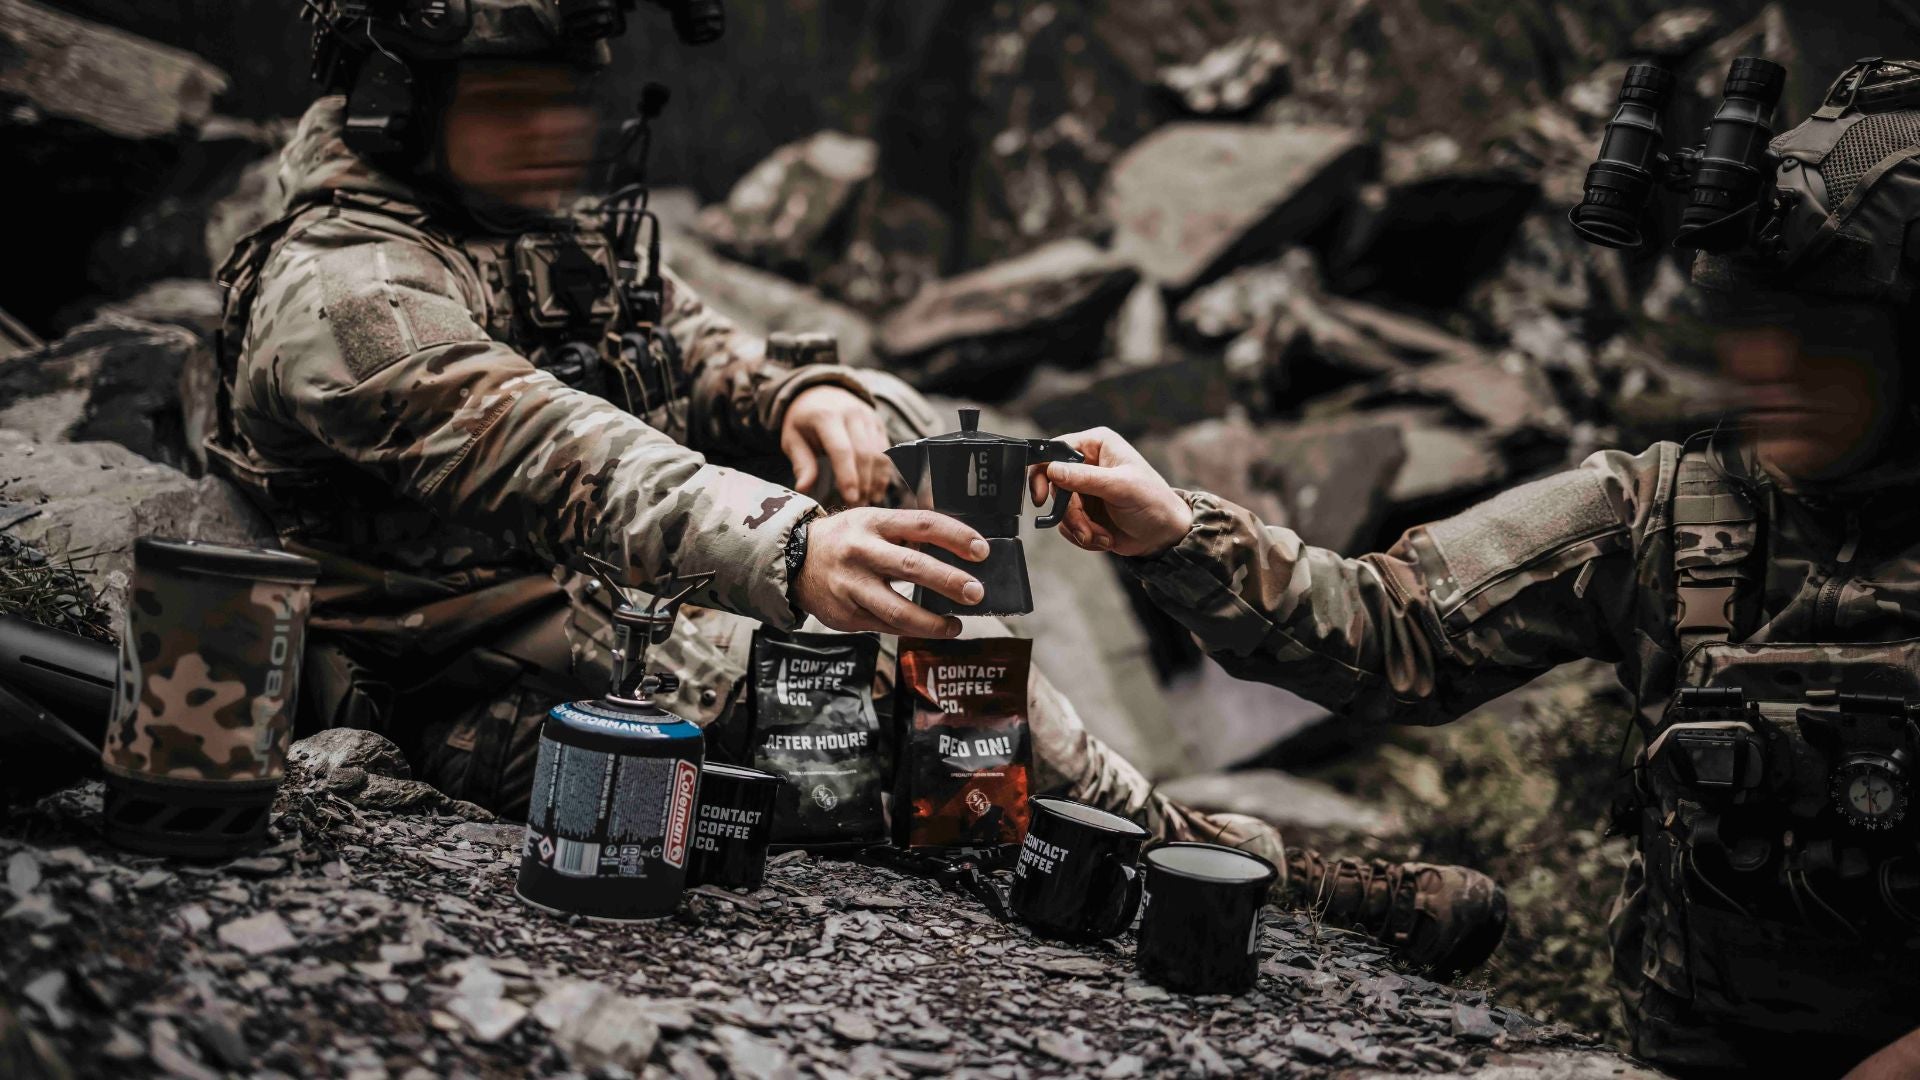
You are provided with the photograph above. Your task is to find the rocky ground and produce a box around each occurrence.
[0,731,1653,1080]
[10,1,1905,1074]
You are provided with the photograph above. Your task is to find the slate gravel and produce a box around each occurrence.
[0,776,1642,1079]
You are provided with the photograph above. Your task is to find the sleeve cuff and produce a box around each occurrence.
[675,466,820,631]
[762,364,877,433]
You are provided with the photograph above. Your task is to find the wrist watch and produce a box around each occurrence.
[784,517,811,586]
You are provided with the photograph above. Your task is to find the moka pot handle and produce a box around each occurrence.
[1026,440,1085,530]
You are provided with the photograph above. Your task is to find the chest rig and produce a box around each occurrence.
[460,218,688,419]
[1631,450,1920,1038]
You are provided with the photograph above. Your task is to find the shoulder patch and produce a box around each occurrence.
[1417,467,1628,625]
[315,241,488,382]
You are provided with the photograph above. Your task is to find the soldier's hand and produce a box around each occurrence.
[1027,428,1193,557]
[781,386,894,508]
[792,509,987,637]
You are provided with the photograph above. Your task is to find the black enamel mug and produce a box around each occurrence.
[685,762,780,890]
[1136,842,1278,995]
[1009,796,1147,941]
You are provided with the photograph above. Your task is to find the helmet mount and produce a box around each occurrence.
[305,0,723,166]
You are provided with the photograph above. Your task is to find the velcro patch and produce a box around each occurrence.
[1422,468,1624,617]
[321,244,487,382]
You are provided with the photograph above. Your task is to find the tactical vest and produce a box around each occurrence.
[1631,449,1920,1052]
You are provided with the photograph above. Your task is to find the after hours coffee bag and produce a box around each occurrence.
[749,630,886,847]
[893,637,1032,849]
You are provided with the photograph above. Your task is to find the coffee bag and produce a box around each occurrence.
[749,630,886,847]
[893,637,1033,849]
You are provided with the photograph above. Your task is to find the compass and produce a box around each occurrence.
[1832,754,1909,830]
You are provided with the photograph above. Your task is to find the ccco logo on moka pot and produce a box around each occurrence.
[101,538,319,859]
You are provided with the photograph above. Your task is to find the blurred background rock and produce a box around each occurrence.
[8,0,1917,1041]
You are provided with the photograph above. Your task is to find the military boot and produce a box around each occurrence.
[1283,850,1507,976]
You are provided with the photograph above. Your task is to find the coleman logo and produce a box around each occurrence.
[664,759,698,868]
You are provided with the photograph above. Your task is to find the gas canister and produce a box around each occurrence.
[516,567,711,921]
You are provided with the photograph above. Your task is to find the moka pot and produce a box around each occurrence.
[885,408,1084,616]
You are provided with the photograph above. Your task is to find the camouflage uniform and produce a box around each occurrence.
[210,97,1249,859]
[1131,434,1920,1072]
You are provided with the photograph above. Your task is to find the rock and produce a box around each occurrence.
[443,958,527,1044]
[21,971,68,1030]
[1027,956,1108,979]
[1629,8,1725,60]
[1176,255,1320,345]
[1387,414,1513,512]
[1263,415,1407,554]
[7,851,42,897]
[66,318,206,471]
[818,189,954,314]
[1160,659,1332,775]
[284,731,495,821]
[532,980,660,1073]
[3,893,68,931]
[830,1011,879,1043]
[1140,415,1290,530]
[287,728,414,783]
[1329,147,1539,305]
[1110,280,1168,368]
[655,212,876,367]
[714,1024,796,1080]
[1367,353,1569,438]
[877,239,1139,398]
[1105,123,1374,294]
[1022,352,1232,441]
[0,431,274,618]
[0,309,40,361]
[1156,769,1390,835]
[697,131,879,280]
[0,323,108,445]
[0,0,226,140]
[1187,250,1488,409]
[1158,35,1291,118]
[88,279,223,339]
[1450,1003,1504,1042]
[216,912,298,956]
[1036,1027,1098,1065]
[0,1002,70,1080]
[83,117,283,298]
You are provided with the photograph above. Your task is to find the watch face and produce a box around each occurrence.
[1834,759,1907,830]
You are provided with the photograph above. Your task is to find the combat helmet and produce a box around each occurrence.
[1571,56,1920,306]
[302,0,722,164]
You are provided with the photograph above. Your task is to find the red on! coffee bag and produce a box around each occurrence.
[892,637,1032,849]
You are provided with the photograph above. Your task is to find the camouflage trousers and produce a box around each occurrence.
[297,371,1286,863]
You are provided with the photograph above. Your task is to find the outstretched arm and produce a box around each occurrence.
[246,215,980,634]
[1034,428,1667,725]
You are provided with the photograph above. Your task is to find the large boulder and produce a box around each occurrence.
[655,208,878,368]
[695,130,879,281]
[876,239,1138,398]
[0,0,225,141]
[83,117,284,299]
[1328,137,1540,305]
[1104,122,1374,295]
[0,431,273,618]
[1021,352,1233,442]
[0,316,205,471]
[0,0,231,331]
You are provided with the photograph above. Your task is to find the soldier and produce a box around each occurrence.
[1036,58,1920,1078]
[209,1,1502,972]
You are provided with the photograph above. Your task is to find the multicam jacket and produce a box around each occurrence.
[211,96,869,629]
[1131,436,1920,1072]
